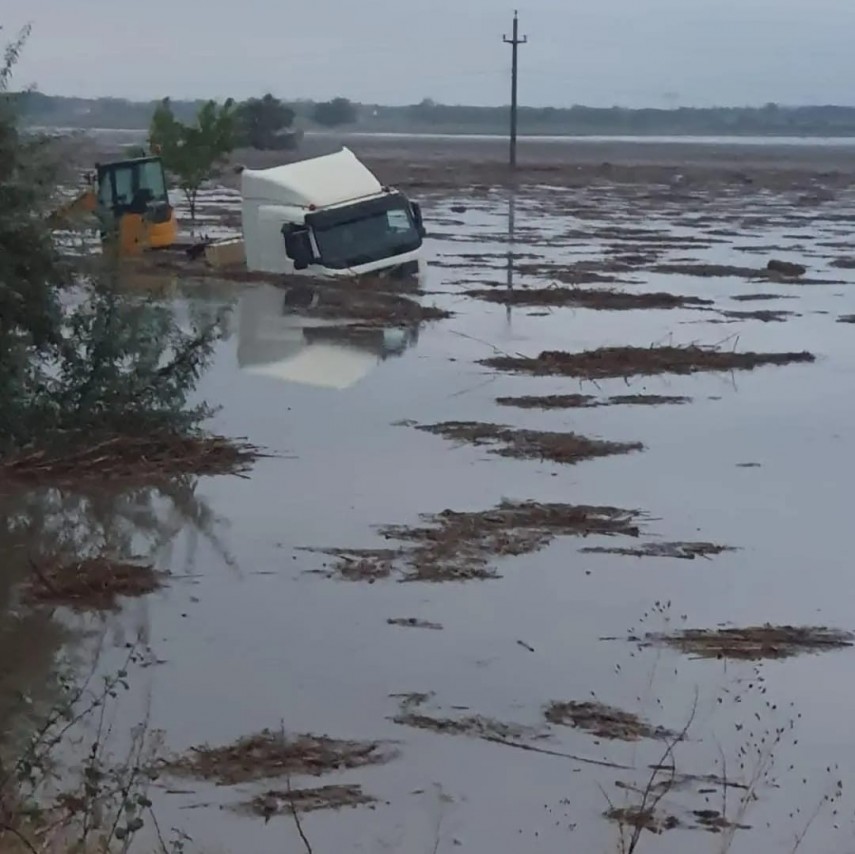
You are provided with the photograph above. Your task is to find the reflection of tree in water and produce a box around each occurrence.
[0,283,236,762]
[2,480,233,571]
[2,280,232,456]
[0,476,233,768]
[57,283,229,439]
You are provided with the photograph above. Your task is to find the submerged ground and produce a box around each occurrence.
[4,135,855,853]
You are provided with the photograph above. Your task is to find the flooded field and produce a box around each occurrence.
[4,138,855,854]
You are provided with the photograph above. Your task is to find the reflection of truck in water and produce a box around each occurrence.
[237,284,418,390]
[241,148,426,279]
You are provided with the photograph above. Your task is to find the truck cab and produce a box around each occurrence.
[241,148,425,278]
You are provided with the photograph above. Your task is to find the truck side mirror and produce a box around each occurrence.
[282,226,313,270]
[411,202,426,238]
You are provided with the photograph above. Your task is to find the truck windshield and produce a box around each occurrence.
[308,196,422,270]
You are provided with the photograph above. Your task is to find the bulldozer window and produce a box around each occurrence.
[97,172,114,209]
[99,159,169,214]
[137,160,167,202]
[113,166,133,207]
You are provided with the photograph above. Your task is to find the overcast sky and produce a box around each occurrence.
[4,0,854,107]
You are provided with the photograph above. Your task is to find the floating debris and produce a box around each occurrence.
[390,692,433,711]
[544,701,673,742]
[604,806,680,834]
[163,731,395,785]
[652,262,838,285]
[630,625,855,660]
[691,809,749,834]
[482,346,815,381]
[607,394,692,406]
[513,261,625,283]
[390,502,640,582]
[238,785,375,818]
[580,542,735,560]
[464,286,710,311]
[387,618,443,630]
[394,710,531,742]
[838,314,855,324]
[317,501,641,583]
[766,259,806,277]
[25,557,167,611]
[730,293,796,302]
[1,433,264,484]
[390,694,560,754]
[313,549,400,581]
[496,394,691,410]
[417,421,643,465]
[650,263,765,279]
[718,309,796,323]
[496,393,599,409]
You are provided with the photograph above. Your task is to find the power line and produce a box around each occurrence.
[503,10,527,167]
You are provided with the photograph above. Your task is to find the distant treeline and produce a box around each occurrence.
[17,92,855,137]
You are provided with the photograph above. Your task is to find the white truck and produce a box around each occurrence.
[241,147,426,279]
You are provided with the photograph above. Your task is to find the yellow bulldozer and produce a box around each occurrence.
[50,155,178,256]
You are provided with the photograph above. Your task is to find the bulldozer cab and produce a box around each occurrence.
[96,157,169,218]
[95,156,177,253]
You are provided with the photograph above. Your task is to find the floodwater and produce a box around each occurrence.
[41,125,855,147]
[6,173,855,854]
[337,130,855,147]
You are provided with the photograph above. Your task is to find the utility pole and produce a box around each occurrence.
[503,10,527,168]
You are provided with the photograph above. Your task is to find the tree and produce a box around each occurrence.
[0,24,66,347]
[235,93,295,150]
[312,97,358,128]
[149,97,236,227]
[408,97,438,123]
[0,23,71,448]
[0,32,230,458]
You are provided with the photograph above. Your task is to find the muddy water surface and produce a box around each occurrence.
[7,173,855,853]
